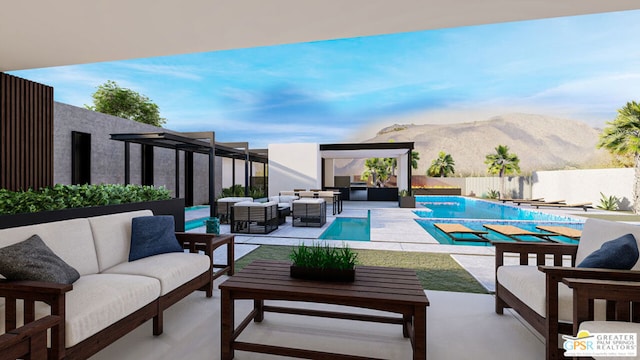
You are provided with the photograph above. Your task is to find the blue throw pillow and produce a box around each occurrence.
[577,233,639,270]
[129,216,183,261]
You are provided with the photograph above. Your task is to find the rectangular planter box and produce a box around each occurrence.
[399,196,416,208]
[290,265,355,282]
[0,198,186,231]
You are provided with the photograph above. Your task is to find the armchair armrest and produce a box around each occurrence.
[562,278,640,334]
[0,315,61,360]
[0,280,71,356]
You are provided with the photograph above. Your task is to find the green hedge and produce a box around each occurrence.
[0,184,172,215]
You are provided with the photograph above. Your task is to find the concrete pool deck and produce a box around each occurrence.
[185,199,634,293]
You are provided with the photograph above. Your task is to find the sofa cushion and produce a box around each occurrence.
[0,218,99,275]
[104,252,210,295]
[497,265,574,321]
[576,219,640,270]
[578,233,639,269]
[88,210,153,272]
[0,234,80,284]
[0,273,161,347]
[129,216,183,261]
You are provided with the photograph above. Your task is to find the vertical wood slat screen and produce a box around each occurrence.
[0,72,54,191]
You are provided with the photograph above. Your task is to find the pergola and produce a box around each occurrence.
[110,131,268,218]
[320,142,414,192]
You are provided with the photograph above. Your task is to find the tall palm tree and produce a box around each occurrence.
[427,151,455,177]
[410,150,420,170]
[485,145,520,198]
[597,101,640,213]
[361,158,389,187]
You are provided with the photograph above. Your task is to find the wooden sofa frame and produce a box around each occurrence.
[0,232,234,360]
[494,242,640,360]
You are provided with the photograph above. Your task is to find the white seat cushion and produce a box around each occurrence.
[579,321,640,360]
[0,274,161,347]
[497,265,574,321]
[103,252,210,295]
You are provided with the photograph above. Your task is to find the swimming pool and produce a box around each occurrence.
[320,211,371,241]
[414,196,584,246]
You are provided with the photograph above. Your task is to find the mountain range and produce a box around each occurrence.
[335,113,615,177]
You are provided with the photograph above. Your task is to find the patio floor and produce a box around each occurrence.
[90,277,544,360]
[91,199,623,359]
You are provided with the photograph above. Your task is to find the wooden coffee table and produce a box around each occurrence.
[220,260,429,360]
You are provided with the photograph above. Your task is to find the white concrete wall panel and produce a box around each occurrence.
[268,143,320,196]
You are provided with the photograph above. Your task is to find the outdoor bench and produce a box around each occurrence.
[0,209,234,360]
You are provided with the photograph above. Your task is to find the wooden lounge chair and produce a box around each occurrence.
[483,224,557,242]
[499,197,543,204]
[535,225,582,240]
[532,202,592,212]
[434,223,489,242]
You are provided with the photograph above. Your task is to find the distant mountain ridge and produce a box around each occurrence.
[336,113,613,176]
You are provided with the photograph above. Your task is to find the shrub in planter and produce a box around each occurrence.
[0,184,171,215]
[289,242,358,282]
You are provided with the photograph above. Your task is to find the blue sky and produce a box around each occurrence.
[9,9,640,148]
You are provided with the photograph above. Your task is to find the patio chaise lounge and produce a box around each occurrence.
[433,223,489,242]
[535,225,582,240]
[483,224,558,242]
[499,197,543,204]
[532,202,592,212]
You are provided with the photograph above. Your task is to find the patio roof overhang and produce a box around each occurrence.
[2,1,639,72]
[320,142,414,190]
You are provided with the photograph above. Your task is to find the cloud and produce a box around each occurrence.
[115,63,204,81]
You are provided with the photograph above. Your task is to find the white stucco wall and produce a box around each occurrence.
[532,168,634,210]
[268,143,321,196]
[324,159,335,187]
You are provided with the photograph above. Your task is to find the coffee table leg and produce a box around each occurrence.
[221,289,234,360]
[403,314,412,338]
[413,306,427,360]
[254,299,264,322]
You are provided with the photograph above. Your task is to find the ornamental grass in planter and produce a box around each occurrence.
[289,242,358,282]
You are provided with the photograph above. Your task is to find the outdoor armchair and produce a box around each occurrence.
[494,218,640,360]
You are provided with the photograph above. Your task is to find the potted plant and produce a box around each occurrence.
[289,242,358,282]
[398,189,416,208]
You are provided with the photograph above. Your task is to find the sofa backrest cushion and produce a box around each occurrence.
[0,218,99,275]
[577,218,640,270]
[88,210,153,272]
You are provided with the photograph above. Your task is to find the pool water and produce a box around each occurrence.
[414,196,575,221]
[185,217,209,231]
[320,212,370,241]
[414,196,584,246]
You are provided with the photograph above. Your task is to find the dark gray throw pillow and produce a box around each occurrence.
[577,233,639,270]
[0,234,80,284]
[129,215,183,261]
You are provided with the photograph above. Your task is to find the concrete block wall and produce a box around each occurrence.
[54,102,220,205]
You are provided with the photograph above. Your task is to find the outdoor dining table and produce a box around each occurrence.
[292,190,343,214]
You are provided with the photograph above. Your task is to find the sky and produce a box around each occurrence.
[8,9,640,148]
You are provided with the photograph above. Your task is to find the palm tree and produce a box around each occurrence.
[361,158,389,187]
[485,145,520,198]
[597,101,640,213]
[427,151,455,177]
[410,150,420,170]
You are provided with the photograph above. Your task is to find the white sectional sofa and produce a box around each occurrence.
[494,218,640,359]
[0,209,234,359]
